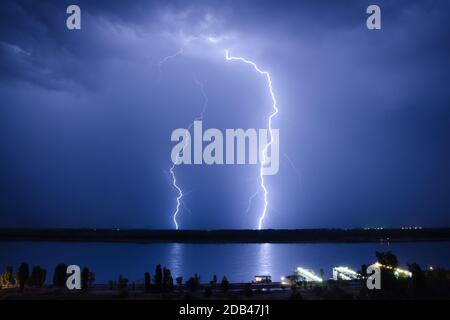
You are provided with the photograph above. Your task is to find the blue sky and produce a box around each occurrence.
[0,0,449,229]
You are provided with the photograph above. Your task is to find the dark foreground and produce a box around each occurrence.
[1,228,450,243]
[0,282,350,300]
[2,276,450,300]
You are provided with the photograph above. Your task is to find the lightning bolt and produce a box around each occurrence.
[157,48,208,230]
[244,185,261,216]
[169,77,208,229]
[157,48,185,230]
[156,48,184,82]
[225,50,279,230]
[169,161,183,230]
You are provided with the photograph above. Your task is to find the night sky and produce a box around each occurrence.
[0,0,449,229]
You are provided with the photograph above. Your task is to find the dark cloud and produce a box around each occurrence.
[0,0,449,228]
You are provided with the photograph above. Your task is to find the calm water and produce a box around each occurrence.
[1,242,450,283]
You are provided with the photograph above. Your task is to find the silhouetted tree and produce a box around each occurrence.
[319,268,325,280]
[81,267,89,291]
[186,274,201,292]
[210,275,217,286]
[360,264,368,277]
[408,263,426,298]
[221,276,229,293]
[118,274,128,289]
[425,266,450,298]
[176,276,183,286]
[88,271,95,288]
[53,264,68,287]
[154,264,162,291]
[117,275,129,298]
[163,267,173,291]
[0,266,14,288]
[144,272,151,291]
[368,251,401,298]
[376,251,398,268]
[16,263,29,290]
[28,266,46,287]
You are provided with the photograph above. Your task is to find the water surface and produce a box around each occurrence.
[1,242,449,283]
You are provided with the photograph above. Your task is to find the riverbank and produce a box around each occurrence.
[1,228,450,243]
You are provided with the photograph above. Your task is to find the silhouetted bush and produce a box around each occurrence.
[376,251,398,268]
[28,266,46,287]
[241,283,253,296]
[204,285,212,297]
[186,274,201,292]
[118,274,128,289]
[154,264,162,291]
[144,272,151,291]
[163,267,173,291]
[409,263,426,299]
[210,275,217,286]
[81,267,89,291]
[221,276,229,293]
[53,264,68,288]
[16,263,29,290]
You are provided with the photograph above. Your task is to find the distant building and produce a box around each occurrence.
[253,275,272,284]
[296,267,323,282]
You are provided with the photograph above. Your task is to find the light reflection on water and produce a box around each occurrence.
[257,243,272,276]
[1,242,450,283]
[168,243,183,278]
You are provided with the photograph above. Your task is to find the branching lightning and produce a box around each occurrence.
[158,48,184,65]
[244,184,261,216]
[169,77,208,229]
[225,50,279,230]
[156,48,184,82]
[169,160,183,230]
[157,47,208,230]
[160,42,279,229]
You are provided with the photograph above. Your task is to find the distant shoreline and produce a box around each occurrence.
[1,228,450,244]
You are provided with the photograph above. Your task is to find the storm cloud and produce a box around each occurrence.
[0,0,449,229]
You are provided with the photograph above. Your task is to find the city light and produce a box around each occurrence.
[296,267,323,282]
[332,266,360,281]
[374,262,412,278]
